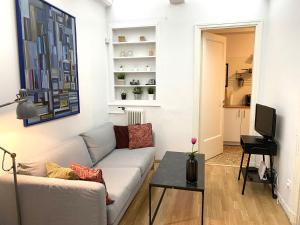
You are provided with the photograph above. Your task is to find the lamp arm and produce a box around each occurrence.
[1,146,15,171]
[0,100,18,108]
[0,146,15,157]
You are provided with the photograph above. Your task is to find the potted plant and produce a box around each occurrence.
[120,89,127,100]
[147,87,155,100]
[132,87,143,100]
[116,73,126,85]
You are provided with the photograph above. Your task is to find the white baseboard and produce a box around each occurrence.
[277,191,297,225]
[223,141,240,146]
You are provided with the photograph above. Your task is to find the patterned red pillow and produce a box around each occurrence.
[128,123,153,149]
[70,164,113,205]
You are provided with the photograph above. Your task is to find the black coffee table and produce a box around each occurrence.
[149,151,205,225]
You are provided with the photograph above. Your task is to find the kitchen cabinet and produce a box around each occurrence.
[240,108,250,135]
[223,107,250,143]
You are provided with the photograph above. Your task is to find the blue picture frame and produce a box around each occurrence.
[15,0,80,126]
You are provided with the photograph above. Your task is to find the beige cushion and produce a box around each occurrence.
[18,136,93,177]
[80,122,116,165]
[94,147,156,176]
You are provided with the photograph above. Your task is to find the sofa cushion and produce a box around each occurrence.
[80,122,116,165]
[113,125,129,149]
[46,162,79,180]
[95,147,156,176]
[70,164,113,205]
[18,136,93,177]
[101,167,141,225]
[128,123,153,149]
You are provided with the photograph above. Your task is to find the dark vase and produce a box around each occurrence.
[186,154,198,184]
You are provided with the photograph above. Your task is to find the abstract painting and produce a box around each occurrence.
[16,0,80,126]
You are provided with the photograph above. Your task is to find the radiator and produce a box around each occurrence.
[127,108,144,125]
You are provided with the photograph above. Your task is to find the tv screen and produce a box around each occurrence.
[255,104,276,140]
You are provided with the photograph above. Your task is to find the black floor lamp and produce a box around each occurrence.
[0,89,38,225]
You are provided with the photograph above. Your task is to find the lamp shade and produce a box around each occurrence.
[16,100,38,119]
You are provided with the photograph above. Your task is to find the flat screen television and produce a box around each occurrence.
[255,104,276,141]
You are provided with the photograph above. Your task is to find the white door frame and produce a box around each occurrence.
[296,174,300,225]
[294,133,300,225]
[193,21,263,154]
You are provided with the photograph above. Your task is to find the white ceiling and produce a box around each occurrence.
[101,0,113,7]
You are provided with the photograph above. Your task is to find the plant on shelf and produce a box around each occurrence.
[120,89,127,100]
[147,87,155,100]
[132,87,143,100]
[116,73,126,85]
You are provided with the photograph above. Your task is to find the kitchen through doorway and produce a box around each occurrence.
[194,24,260,167]
[207,27,255,166]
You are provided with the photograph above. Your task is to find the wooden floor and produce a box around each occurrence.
[119,164,290,225]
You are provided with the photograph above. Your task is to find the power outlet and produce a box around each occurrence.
[286,179,292,189]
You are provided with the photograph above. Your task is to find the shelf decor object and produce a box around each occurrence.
[111,26,157,103]
[116,73,126,85]
[149,48,155,56]
[0,89,38,225]
[133,87,143,100]
[118,36,126,42]
[140,36,146,41]
[120,89,127,100]
[147,87,155,100]
[16,0,80,126]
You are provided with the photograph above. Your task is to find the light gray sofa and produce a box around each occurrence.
[0,122,156,225]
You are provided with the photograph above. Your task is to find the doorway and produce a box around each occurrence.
[193,22,263,165]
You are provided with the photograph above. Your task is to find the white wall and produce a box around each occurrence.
[107,0,267,159]
[224,32,255,105]
[259,0,300,222]
[225,33,255,59]
[0,0,108,165]
[107,1,300,222]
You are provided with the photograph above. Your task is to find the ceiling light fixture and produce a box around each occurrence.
[170,0,185,5]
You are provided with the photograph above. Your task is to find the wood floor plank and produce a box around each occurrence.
[118,164,290,225]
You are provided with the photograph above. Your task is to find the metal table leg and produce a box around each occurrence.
[238,151,245,180]
[149,185,151,225]
[201,191,204,225]
[242,153,251,195]
[270,155,277,199]
[149,187,166,225]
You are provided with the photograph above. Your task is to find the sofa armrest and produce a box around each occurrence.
[0,174,107,225]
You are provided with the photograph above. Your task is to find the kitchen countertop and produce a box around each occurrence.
[223,105,250,108]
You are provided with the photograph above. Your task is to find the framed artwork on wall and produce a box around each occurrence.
[15,0,80,126]
[225,63,229,87]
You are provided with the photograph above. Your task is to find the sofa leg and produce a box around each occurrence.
[151,162,155,170]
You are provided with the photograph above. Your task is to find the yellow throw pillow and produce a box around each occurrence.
[46,162,78,180]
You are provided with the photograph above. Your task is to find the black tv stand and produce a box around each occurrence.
[255,137,273,143]
[238,135,278,199]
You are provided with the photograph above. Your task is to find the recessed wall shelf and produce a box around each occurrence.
[113,71,156,73]
[114,85,156,87]
[108,100,160,107]
[113,56,156,60]
[109,25,157,103]
[113,41,156,45]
